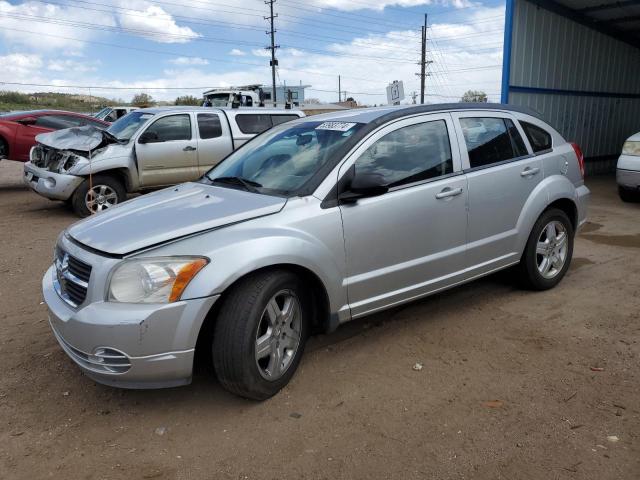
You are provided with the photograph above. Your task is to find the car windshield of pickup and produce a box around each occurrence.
[106,111,154,141]
[205,120,364,196]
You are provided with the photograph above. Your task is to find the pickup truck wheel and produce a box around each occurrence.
[71,175,125,217]
[518,208,574,290]
[212,270,310,400]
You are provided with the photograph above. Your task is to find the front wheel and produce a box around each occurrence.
[518,208,574,290]
[71,175,125,217]
[212,270,310,400]
[618,186,639,203]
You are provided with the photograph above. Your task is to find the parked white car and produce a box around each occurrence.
[23,107,304,216]
[617,131,640,202]
[94,106,138,123]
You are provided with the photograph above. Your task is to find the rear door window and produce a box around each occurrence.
[197,113,223,139]
[236,114,272,134]
[35,115,84,130]
[520,121,552,153]
[144,114,192,142]
[460,117,528,169]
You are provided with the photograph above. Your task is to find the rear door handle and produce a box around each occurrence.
[183,146,197,151]
[520,166,540,177]
[435,187,463,199]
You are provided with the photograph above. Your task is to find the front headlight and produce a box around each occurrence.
[622,141,640,156]
[108,257,208,304]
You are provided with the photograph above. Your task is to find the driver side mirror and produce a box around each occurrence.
[339,171,389,204]
[17,116,37,126]
[138,131,159,144]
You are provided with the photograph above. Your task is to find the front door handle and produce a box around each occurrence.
[183,146,197,152]
[435,187,463,199]
[520,166,540,177]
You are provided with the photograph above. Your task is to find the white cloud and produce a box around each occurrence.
[169,56,209,66]
[48,59,100,73]
[229,49,247,56]
[0,0,116,51]
[0,53,43,77]
[115,1,199,43]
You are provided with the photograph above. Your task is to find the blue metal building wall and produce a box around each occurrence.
[502,0,640,173]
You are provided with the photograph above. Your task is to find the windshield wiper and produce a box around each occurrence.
[211,176,262,193]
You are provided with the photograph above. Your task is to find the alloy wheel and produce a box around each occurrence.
[85,184,118,213]
[536,220,568,279]
[255,289,302,380]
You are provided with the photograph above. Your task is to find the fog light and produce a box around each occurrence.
[44,177,56,189]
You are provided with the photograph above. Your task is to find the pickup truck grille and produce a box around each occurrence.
[54,247,92,308]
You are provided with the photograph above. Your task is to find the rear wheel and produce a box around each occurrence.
[618,186,639,203]
[212,270,310,400]
[71,175,125,217]
[0,137,8,159]
[518,208,574,290]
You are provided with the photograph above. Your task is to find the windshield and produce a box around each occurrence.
[106,111,154,141]
[208,93,230,106]
[205,120,364,196]
[94,107,111,120]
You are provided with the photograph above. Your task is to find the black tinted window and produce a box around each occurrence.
[236,114,272,134]
[521,121,552,153]
[271,114,299,127]
[35,115,83,130]
[460,117,526,169]
[197,114,222,139]
[356,120,453,187]
[145,114,191,142]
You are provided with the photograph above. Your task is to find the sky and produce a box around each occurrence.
[0,0,506,105]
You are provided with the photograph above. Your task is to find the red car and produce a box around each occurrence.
[0,110,109,162]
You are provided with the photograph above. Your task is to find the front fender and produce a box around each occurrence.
[72,155,133,177]
[515,174,578,254]
[147,220,348,321]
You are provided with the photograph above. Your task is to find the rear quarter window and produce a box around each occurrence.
[236,114,272,134]
[521,121,552,153]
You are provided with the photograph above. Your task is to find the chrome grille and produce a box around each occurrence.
[54,247,92,307]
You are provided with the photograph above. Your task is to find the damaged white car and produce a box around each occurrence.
[23,106,304,216]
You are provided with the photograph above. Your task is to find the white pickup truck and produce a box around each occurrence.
[24,107,304,216]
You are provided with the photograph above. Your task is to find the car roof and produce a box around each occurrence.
[294,103,546,125]
[134,106,304,115]
[0,109,103,120]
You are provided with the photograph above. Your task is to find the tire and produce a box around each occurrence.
[618,186,639,203]
[71,175,126,217]
[212,270,310,400]
[518,208,574,291]
[0,136,8,160]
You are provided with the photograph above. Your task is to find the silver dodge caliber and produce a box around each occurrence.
[44,104,590,399]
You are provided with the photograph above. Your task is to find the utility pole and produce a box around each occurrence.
[264,0,279,107]
[338,75,341,103]
[416,14,432,104]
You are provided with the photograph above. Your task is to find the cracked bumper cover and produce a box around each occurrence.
[23,161,84,201]
[43,266,219,389]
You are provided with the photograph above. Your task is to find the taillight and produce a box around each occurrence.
[571,142,585,178]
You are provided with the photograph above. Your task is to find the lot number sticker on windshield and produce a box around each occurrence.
[316,122,357,132]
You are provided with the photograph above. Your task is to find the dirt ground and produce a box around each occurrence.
[0,159,638,480]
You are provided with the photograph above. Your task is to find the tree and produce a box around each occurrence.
[174,95,201,106]
[131,93,154,107]
[460,90,488,103]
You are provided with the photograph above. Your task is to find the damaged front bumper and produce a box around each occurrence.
[43,264,219,389]
[24,161,84,201]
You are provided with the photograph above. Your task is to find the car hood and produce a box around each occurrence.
[36,126,116,154]
[67,182,287,255]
